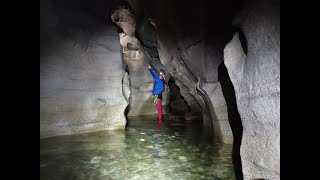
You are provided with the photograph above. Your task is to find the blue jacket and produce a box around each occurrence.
[149,69,164,95]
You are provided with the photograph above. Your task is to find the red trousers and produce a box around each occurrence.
[156,99,162,129]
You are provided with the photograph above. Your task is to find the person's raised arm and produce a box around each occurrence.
[148,64,158,79]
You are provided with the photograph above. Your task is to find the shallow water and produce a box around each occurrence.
[40,118,235,180]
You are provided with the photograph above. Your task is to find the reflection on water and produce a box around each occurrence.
[40,118,235,179]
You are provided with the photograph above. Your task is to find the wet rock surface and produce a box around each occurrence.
[224,0,280,179]
[40,0,127,137]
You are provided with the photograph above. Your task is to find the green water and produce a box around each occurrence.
[40,118,235,180]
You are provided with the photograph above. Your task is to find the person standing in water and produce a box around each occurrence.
[148,64,166,128]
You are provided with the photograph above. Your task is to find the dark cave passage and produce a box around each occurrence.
[167,76,190,116]
[219,62,244,180]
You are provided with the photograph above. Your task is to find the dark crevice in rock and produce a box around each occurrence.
[135,17,160,60]
[124,105,130,126]
[218,62,243,180]
[168,77,190,115]
[115,25,124,33]
[233,27,248,55]
[238,29,247,55]
[120,46,131,121]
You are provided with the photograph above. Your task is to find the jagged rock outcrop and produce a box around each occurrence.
[224,0,280,179]
[111,5,169,117]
